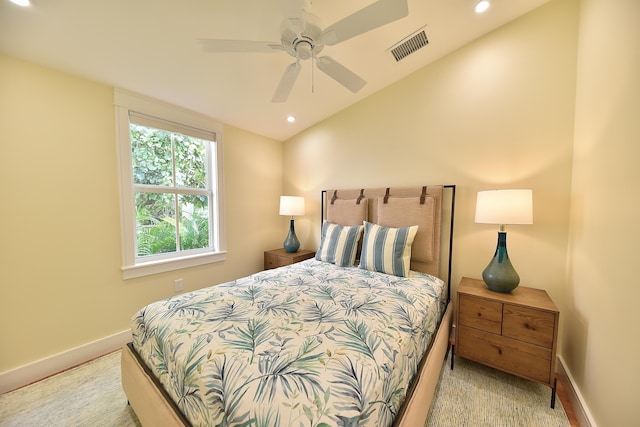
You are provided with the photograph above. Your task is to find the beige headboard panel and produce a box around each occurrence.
[323,185,453,280]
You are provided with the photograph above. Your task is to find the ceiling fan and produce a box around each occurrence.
[197,0,409,102]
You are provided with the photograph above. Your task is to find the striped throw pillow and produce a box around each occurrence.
[359,221,419,277]
[315,221,364,267]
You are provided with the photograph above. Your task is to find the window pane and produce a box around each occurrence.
[130,124,173,186]
[116,90,226,278]
[135,192,176,256]
[179,194,210,250]
[174,134,207,189]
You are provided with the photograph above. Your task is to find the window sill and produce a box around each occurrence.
[121,251,227,280]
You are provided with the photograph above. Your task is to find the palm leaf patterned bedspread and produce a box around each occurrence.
[131,259,447,427]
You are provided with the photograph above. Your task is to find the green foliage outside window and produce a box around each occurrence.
[130,124,211,257]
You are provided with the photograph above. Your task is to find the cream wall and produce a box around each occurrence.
[567,0,640,425]
[285,0,577,339]
[284,0,640,425]
[0,54,283,372]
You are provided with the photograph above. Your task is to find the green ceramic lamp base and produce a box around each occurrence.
[283,218,300,253]
[482,231,520,293]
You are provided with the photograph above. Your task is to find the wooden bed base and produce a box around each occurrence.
[121,302,452,427]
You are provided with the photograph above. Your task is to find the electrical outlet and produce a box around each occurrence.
[174,279,183,292]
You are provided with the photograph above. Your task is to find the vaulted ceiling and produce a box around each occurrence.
[0,0,550,141]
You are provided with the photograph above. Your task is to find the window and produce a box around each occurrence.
[115,90,225,279]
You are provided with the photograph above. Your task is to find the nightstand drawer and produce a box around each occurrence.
[264,253,278,269]
[458,294,503,334]
[457,325,552,383]
[503,304,556,348]
[278,257,292,267]
[264,248,315,270]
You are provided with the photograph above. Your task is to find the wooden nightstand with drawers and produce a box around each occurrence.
[264,248,315,270]
[455,277,559,407]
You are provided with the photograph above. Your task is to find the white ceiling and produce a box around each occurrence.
[0,0,549,141]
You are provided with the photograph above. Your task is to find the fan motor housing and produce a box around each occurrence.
[281,16,324,60]
[290,37,322,60]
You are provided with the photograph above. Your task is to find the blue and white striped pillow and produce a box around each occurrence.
[315,221,364,267]
[359,221,419,277]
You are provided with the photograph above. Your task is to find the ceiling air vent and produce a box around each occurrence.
[389,29,429,62]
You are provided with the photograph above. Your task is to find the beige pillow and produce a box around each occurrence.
[376,196,435,262]
[327,198,368,226]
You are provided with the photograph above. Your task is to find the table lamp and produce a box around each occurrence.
[475,189,533,292]
[279,196,305,253]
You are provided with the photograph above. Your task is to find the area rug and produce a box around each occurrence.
[0,350,568,426]
[0,351,140,427]
[425,354,570,427]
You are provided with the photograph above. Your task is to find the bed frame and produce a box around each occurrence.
[121,184,456,426]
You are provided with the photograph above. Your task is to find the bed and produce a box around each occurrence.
[121,184,456,426]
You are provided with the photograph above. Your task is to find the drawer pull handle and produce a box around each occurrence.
[491,345,502,355]
[524,323,534,330]
[477,312,482,317]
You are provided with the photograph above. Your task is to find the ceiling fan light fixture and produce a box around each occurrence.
[295,40,314,60]
[475,0,491,14]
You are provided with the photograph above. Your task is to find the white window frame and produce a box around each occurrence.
[114,89,226,279]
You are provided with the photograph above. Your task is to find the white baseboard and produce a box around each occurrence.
[557,355,598,427]
[0,330,131,394]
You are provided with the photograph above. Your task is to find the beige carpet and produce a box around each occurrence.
[0,350,569,426]
[0,351,140,427]
[426,355,570,427]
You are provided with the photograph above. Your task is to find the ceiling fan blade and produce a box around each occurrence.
[284,17,305,35]
[321,0,408,46]
[316,56,366,93]
[272,62,302,103]
[197,39,284,53]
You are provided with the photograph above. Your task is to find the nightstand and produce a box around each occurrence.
[455,277,559,408]
[264,248,315,270]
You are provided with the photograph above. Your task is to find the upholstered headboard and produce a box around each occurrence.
[321,185,455,284]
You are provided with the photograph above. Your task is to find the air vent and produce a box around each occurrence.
[390,29,429,62]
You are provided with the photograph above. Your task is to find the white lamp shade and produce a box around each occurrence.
[279,196,305,216]
[475,189,533,225]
